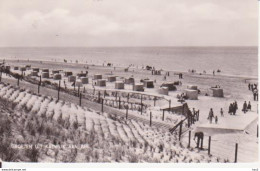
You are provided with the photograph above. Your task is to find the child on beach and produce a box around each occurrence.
[220,108,224,117]
[215,116,218,124]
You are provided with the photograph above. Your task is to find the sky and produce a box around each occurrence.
[0,0,258,47]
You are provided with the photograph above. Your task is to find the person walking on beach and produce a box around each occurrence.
[208,108,214,124]
[248,83,251,90]
[247,101,251,111]
[242,101,247,114]
[220,108,224,117]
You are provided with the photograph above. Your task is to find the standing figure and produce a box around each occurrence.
[242,101,247,113]
[248,83,251,90]
[247,101,251,111]
[215,116,218,124]
[220,108,224,117]
[194,132,204,149]
[208,108,214,124]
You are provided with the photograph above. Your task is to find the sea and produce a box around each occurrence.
[0,46,257,78]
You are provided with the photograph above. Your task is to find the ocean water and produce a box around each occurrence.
[0,47,257,78]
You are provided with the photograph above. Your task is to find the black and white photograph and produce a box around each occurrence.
[0,0,258,168]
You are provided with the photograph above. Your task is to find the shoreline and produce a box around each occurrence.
[3,58,258,80]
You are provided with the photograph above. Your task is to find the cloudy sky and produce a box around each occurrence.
[0,0,258,47]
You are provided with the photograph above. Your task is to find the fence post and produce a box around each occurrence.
[0,70,2,82]
[17,76,19,86]
[141,95,143,115]
[162,109,165,121]
[98,91,101,103]
[38,76,41,94]
[58,80,61,100]
[234,143,238,163]
[179,121,183,141]
[150,112,152,127]
[127,93,129,102]
[101,98,104,113]
[79,93,82,106]
[78,85,80,97]
[257,125,258,138]
[104,90,106,98]
[169,100,171,113]
[119,97,121,109]
[188,131,191,148]
[83,86,85,93]
[126,107,128,119]
[208,136,211,155]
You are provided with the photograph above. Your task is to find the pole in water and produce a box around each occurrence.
[208,136,211,155]
[234,143,238,163]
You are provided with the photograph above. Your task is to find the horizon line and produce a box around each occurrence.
[0,45,258,48]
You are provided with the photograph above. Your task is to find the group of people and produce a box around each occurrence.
[228,101,238,115]
[242,101,251,114]
[248,83,258,101]
[208,108,218,124]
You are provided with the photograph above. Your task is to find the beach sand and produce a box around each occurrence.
[3,59,259,162]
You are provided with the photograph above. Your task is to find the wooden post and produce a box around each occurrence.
[150,112,152,127]
[77,85,80,97]
[38,76,41,94]
[141,95,143,115]
[83,86,85,93]
[234,143,238,163]
[126,107,128,119]
[0,70,2,82]
[104,90,106,98]
[154,97,156,106]
[169,100,171,111]
[179,121,183,141]
[79,93,82,106]
[188,131,191,148]
[58,80,61,100]
[101,98,104,113]
[98,91,101,103]
[17,76,19,86]
[162,109,165,121]
[127,93,129,102]
[119,97,121,109]
[208,136,211,155]
[115,92,118,101]
[257,125,258,138]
